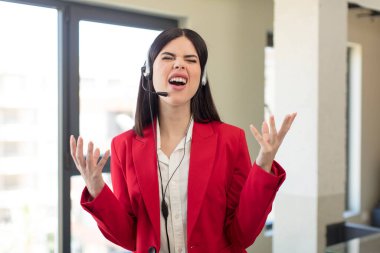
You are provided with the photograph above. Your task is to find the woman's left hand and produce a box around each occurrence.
[250,113,297,173]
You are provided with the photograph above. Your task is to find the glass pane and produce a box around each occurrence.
[73,21,161,251]
[71,174,130,253]
[78,21,160,152]
[0,2,58,253]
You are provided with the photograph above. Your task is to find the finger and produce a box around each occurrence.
[250,124,269,148]
[93,147,100,163]
[278,113,297,142]
[269,115,277,140]
[284,113,297,132]
[277,114,291,140]
[284,113,297,136]
[87,141,94,168]
[289,112,297,125]
[97,150,110,172]
[261,121,270,142]
[70,135,77,162]
[76,136,86,168]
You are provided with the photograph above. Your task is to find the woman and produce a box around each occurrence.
[70,28,296,253]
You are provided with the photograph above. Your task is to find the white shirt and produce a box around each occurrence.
[156,118,193,253]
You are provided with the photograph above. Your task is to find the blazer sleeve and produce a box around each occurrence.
[80,137,137,250]
[225,129,285,248]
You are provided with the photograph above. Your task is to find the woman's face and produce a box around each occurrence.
[152,36,201,108]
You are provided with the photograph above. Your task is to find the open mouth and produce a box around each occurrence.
[169,77,187,86]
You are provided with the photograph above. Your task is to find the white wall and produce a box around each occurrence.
[67,0,275,252]
[351,0,380,10]
[347,8,380,225]
[273,0,347,252]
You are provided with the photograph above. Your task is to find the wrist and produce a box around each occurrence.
[87,179,105,198]
[256,161,273,173]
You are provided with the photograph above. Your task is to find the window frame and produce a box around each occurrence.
[344,42,362,217]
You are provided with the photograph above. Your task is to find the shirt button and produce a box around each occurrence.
[175,214,179,219]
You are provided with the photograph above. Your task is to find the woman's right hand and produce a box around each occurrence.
[70,135,110,199]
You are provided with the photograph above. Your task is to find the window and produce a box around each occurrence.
[1,0,177,252]
[72,21,161,253]
[0,2,58,253]
[63,4,176,253]
[344,43,362,216]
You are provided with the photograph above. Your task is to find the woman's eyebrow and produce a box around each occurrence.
[160,52,198,59]
[161,52,175,57]
[184,54,198,59]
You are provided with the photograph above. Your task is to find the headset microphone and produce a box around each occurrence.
[141,81,169,97]
[152,91,169,97]
[141,65,169,97]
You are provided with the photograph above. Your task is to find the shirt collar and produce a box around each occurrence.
[156,117,194,150]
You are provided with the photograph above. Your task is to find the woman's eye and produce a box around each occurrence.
[162,56,174,60]
[187,59,197,63]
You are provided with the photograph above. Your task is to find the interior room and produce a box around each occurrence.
[0,0,379,252]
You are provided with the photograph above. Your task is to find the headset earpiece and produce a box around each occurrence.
[142,55,151,80]
[201,67,207,86]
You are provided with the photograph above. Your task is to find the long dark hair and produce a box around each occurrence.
[134,28,221,136]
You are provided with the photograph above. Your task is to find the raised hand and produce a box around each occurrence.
[249,113,297,173]
[70,135,110,198]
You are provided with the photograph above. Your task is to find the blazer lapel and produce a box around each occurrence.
[132,125,160,243]
[187,122,218,239]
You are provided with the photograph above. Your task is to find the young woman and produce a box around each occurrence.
[70,28,296,253]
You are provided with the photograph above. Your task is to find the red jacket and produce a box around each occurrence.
[81,121,285,253]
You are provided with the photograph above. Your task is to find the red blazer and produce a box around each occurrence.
[81,121,285,253]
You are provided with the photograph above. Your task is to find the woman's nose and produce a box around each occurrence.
[173,59,185,69]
